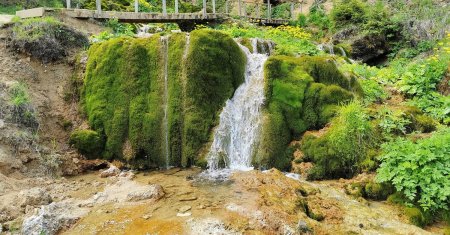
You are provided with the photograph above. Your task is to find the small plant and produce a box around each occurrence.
[376,127,450,212]
[376,107,411,136]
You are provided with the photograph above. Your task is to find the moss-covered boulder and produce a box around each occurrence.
[254,55,362,170]
[82,30,245,168]
[69,130,105,158]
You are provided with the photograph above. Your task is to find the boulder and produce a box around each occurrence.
[126,184,165,202]
[21,200,89,235]
[100,165,120,178]
[18,187,52,208]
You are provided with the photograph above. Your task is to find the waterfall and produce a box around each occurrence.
[207,39,268,171]
[161,36,170,168]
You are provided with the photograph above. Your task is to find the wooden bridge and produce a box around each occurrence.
[16,0,300,26]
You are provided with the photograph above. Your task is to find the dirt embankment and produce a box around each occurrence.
[0,15,106,232]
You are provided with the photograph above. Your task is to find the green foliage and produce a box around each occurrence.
[404,207,433,227]
[91,19,134,42]
[376,127,450,212]
[331,0,367,28]
[8,83,39,131]
[216,24,318,56]
[271,3,291,19]
[257,56,359,170]
[183,29,246,166]
[10,83,30,107]
[301,101,377,179]
[69,130,105,158]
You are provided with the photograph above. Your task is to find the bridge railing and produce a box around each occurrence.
[63,0,307,23]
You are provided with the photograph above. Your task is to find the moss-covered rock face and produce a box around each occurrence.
[255,55,361,170]
[69,130,105,158]
[82,30,245,168]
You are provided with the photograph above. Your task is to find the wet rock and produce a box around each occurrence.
[126,184,165,202]
[100,165,120,178]
[177,212,192,217]
[350,34,389,64]
[21,200,89,235]
[179,196,197,201]
[297,220,311,233]
[142,214,152,220]
[18,187,52,208]
[119,171,135,179]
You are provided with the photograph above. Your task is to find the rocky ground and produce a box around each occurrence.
[0,165,439,234]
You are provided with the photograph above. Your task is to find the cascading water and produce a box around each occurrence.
[161,36,170,168]
[206,39,269,172]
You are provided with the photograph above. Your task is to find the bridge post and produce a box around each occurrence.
[96,0,101,13]
[242,1,246,18]
[202,0,206,17]
[238,0,242,17]
[257,3,260,18]
[225,1,228,14]
[267,0,270,20]
[66,0,70,9]
[175,0,179,13]
[162,0,167,15]
[135,0,138,13]
[212,0,216,14]
[290,2,294,20]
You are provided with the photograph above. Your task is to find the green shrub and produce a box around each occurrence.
[331,0,367,28]
[69,130,105,158]
[8,83,39,131]
[376,127,450,212]
[301,101,377,179]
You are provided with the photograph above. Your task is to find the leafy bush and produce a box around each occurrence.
[331,0,367,28]
[376,127,450,212]
[301,100,377,179]
[69,130,105,158]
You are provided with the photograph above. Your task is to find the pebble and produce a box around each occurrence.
[179,196,197,201]
[142,214,152,220]
[176,212,192,217]
[178,205,192,213]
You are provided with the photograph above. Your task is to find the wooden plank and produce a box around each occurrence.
[16,7,45,18]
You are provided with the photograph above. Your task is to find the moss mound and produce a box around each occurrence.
[82,30,245,168]
[10,17,88,63]
[300,101,378,179]
[255,55,361,170]
[69,130,105,158]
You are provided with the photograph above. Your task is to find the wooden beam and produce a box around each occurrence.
[66,0,70,9]
[135,0,138,13]
[212,0,216,14]
[267,0,270,19]
[290,2,294,19]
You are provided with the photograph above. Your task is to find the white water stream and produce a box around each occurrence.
[207,39,269,172]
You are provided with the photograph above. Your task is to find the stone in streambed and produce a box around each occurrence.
[178,205,192,213]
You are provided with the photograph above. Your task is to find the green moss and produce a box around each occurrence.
[167,33,186,166]
[404,207,433,227]
[69,130,104,158]
[239,38,253,53]
[364,182,394,200]
[301,101,377,179]
[183,29,246,167]
[82,31,245,168]
[257,55,360,170]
